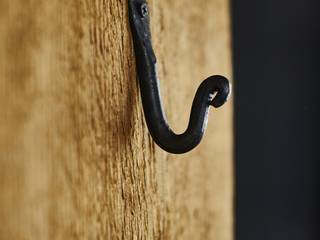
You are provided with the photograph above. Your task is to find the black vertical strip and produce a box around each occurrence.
[232,0,320,239]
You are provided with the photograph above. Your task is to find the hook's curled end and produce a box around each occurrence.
[208,75,231,108]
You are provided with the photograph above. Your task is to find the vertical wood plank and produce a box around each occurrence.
[0,0,233,239]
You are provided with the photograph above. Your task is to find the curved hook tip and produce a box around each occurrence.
[209,75,231,108]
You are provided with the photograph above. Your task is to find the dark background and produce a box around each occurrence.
[232,0,320,239]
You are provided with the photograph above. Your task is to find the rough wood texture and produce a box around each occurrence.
[0,0,233,239]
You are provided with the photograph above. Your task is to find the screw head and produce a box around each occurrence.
[140,3,149,18]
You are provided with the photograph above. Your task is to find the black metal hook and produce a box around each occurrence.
[128,0,231,154]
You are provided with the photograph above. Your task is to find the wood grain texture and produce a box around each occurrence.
[0,0,233,239]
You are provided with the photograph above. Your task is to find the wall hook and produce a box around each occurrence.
[129,0,231,154]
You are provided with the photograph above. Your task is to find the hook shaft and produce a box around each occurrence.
[129,0,231,154]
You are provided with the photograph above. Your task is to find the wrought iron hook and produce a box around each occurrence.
[128,0,231,154]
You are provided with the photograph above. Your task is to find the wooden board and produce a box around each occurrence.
[0,0,233,239]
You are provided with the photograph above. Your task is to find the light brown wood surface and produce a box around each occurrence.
[0,0,233,239]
